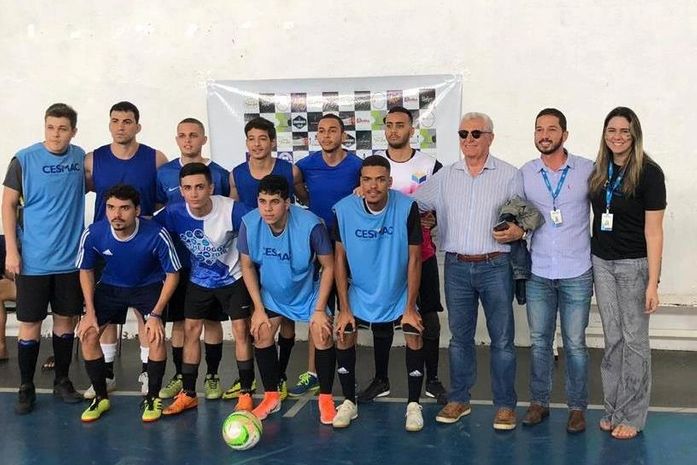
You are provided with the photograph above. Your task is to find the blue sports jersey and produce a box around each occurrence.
[239,205,332,322]
[333,191,414,323]
[156,195,248,288]
[15,143,85,275]
[232,159,295,210]
[93,143,158,221]
[77,218,181,287]
[156,158,231,205]
[296,151,362,231]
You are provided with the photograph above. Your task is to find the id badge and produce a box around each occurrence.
[601,212,614,231]
[550,209,563,225]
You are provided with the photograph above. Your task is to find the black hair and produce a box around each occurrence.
[319,113,345,131]
[45,103,77,129]
[179,162,212,184]
[536,108,567,132]
[361,155,391,175]
[110,101,140,123]
[384,106,413,124]
[104,183,140,208]
[178,117,205,135]
[258,174,290,200]
[244,117,276,140]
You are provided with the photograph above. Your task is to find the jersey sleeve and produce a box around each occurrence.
[310,223,332,255]
[3,158,22,194]
[331,211,342,242]
[231,201,251,232]
[237,221,250,255]
[433,160,443,174]
[407,202,423,245]
[643,163,667,211]
[75,228,97,269]
[155,227,182,273]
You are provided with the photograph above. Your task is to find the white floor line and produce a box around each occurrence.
[283,396,310,417]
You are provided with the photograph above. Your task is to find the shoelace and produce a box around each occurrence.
[298,373,314,386]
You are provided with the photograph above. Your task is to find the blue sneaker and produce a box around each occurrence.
[288,372,319,398]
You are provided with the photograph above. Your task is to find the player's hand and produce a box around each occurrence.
[76,313,99,340]
[5,251,21,278]
[645,283,660,314]
[353,186,364,197]
[310,310,333,341]
[420,212,436,230]
[492,222,524,243]
[146,315,165,344]
[250,309,271,341]
[335,309,355,344]
[401,308,424,333]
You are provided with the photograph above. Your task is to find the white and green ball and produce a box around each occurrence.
[222,410,263,450]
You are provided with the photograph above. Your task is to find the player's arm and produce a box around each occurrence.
[402,203,424,333]
[241,253,270,340]
[146,271,179,344]
[84,151,95,192]
[292,165,309,205]
[2,186,21,276]
[76,269,99,339]
[155,150,169,168]
[229,172,239,200]
[334,240,355,342]
[310,223,334,338]
[152,151,170,211]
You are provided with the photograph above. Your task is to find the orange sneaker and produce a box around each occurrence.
[318,393,335,425]
[252,391,281,420]
[162,391,198,416]
[235,393,254,412]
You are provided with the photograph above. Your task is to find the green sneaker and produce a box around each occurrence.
[204,374,223,400]
[288,372,320,398]
[142,397,163,422]
[279,378,288,401]
[81,397,111,423]
[159,374,183,399]
[222,378,257,400]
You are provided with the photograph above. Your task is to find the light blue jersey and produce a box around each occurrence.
[333,191,414,323]
[239,205,332,322]
[156,195,248,288]
[16,143,85,275]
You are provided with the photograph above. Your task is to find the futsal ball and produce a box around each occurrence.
[222,410,263,450]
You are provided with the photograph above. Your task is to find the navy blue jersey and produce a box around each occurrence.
[156,158,230,204]
[232,159,295,210]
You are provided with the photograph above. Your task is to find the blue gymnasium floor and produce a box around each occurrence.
[1,392,696,465]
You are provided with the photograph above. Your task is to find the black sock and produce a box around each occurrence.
[237,359,255,393]
[204,343,223,376]
[423,336,440,381]
[141,362,148,373]
[172,346,183,375]
[147,359,166,398]
[84,357,108,399]
[373,331,393,381]
[277,336,295,381]
[182,362,198,396]
[406,347,425,403]
[105,361,114,379]
[315,346,336,395]
[254,345,279,392]
[336,346,356,403]
[52,332,74,381]
[18,339,40,385]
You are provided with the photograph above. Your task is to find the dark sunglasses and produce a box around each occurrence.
[458,130,492,139]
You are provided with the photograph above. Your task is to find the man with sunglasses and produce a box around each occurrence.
[414,112,524,430]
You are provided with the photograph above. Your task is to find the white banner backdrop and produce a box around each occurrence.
[206,75,462,169]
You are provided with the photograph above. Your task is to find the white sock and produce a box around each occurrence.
[101,343,117,364]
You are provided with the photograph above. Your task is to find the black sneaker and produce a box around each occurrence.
[357,378,390,403]
[16,383,36,415]
[425,379,448,405]
[53,377,83,404]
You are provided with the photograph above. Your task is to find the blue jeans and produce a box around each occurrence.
[525,269,593,410]
[444,252,516,408]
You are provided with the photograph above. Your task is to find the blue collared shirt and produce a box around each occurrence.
[520,153,594,279]
[414,155,523,255]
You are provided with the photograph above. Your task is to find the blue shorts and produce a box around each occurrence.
[94,282,162,326]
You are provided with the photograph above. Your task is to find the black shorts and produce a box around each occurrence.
[353,316,421,336]
[15,272,83,322]
[164,269,191,323]
[185,280,251,321]
[94,282,162,326]
[418,255,443,313]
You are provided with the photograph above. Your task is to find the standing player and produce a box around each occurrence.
[76,185,180,422]
[156,118,231,400]
[2,103,85,414]
[84,101,169,397]
[332,156,426,432]
[288,113,363,397]
[364,106,446,404]
[224,116,308,400]
[156,163,252,415]
[240,175,336,423]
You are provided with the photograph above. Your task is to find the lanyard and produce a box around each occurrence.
[605,163,625,212]
[540,166,569,210]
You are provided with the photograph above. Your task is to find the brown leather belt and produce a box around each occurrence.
[455,252,506,263]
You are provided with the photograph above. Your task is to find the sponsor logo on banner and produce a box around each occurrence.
[275,94,291,112]
[371,92,386,110]
[387,90,403,109]
[291,93,307,112]
[276,151,294,163]
[244,97,259,111]
[259,93,275,113]
[292,114,308,130]
[419,88,436,109]
[403,89,420,109]
[354,91,371,111]
[276,133,293,150]
[322,92,339,111]
[418,110,436,128]
[343,132,356,149]
[372,131,387,149]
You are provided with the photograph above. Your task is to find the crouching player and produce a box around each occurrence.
[241,175,336,423]
[332,155,425,431]
[76,184,180,422]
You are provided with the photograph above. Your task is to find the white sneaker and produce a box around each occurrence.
[83,376,117,400]
[138,372,149,396]
[405,402,424,432]
[332,399,358,429]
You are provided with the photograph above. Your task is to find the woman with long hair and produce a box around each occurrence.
[589,107,666,439]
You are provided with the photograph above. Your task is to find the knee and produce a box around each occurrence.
[310,326,332,350]
[80,328,100,348]
[405,334,422,350]
[184,320,203,340]
[231,319,250,340]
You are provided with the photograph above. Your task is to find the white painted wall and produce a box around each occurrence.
[1,1,696,346]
